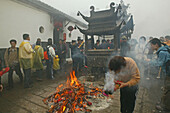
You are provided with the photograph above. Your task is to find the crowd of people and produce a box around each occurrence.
[0,34,66,90]
[120,35,170,78]
[115,35,170,112]
[0,34,87,91]
[0,33,169,112]
[93,39,114,49]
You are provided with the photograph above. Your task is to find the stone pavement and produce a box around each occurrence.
[0,71,169,113]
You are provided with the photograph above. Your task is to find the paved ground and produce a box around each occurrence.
[0,68,169,113]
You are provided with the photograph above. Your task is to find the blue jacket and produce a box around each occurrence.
[150,45,170,72]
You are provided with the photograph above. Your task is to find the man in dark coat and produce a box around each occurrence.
[120,36,130,57]
[58,39,66,71]
[70,40,83,76]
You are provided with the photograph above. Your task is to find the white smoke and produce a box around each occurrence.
[103,71,115,94]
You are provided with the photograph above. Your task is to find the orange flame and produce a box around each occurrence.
[69,71,80,86]
[43,70,103,113]
[63,106,66,112]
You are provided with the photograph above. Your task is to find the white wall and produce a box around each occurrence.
[63,21,85,42]
[0,0,54,48]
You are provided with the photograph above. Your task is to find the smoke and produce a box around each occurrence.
[125,38,161,89]
[103,71,115,94]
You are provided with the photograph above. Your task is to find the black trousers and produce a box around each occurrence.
[8,64,23,87]
[59,58,66,71]
[36,69,43,79]
[72,57,82,76]
[46,58,53,79]
[120,85,138,113]
[23,68,31,87]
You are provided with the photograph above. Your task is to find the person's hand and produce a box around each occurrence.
[119,82,129,88]
[0,84,3,92]
[115,81,129,88]
[2,68,6,72]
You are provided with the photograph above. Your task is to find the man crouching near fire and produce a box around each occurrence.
[108,56,140,113]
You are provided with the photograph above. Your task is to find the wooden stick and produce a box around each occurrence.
[157,67,162,78]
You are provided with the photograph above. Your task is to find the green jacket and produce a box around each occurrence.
[33,45,44,70]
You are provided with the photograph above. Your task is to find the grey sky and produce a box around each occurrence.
[40,0,170,39]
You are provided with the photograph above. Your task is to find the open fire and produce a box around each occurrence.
[43,71,104,113]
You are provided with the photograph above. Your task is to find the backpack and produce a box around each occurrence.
[44,46,51,60]
[44,51,48,60]
[156,43,170,54]
[8,47,19,57]
[157,45,170,76]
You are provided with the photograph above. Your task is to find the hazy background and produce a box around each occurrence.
[40,0,170,39]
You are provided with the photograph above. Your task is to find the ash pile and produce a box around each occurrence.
[43,72,113,113]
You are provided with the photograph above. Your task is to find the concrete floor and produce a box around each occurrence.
[0,69,169,113]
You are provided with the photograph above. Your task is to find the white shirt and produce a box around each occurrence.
[47,46,56,57]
